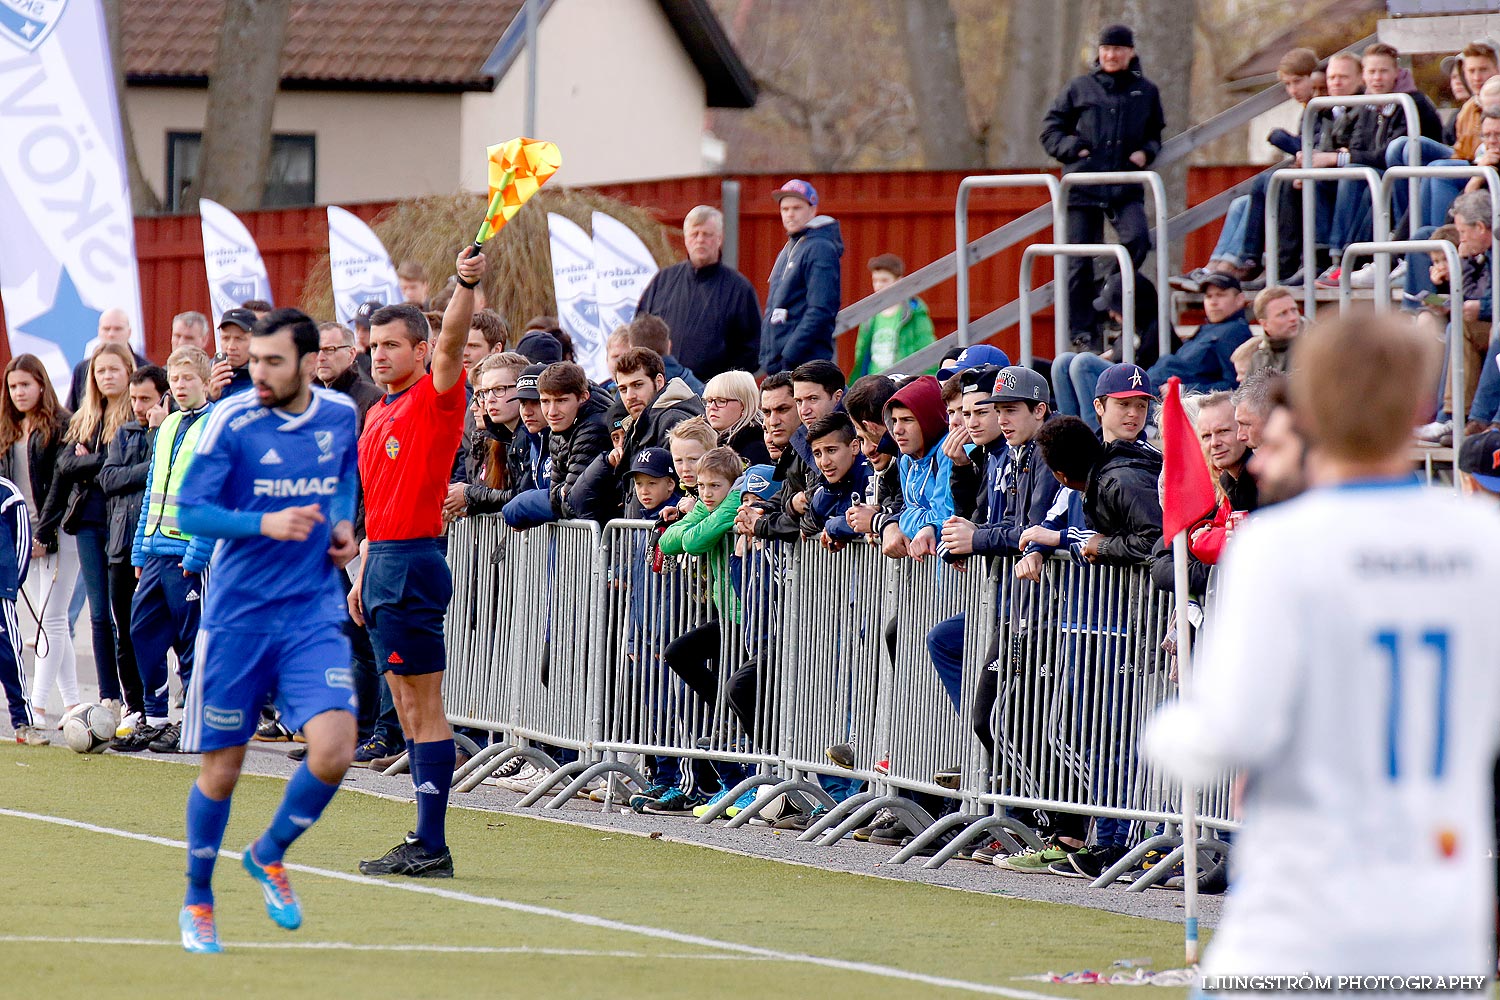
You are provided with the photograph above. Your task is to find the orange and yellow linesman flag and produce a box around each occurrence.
[473,137,562,246]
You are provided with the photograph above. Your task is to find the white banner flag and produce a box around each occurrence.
[0,0,146,391]
[327,206,402,326]
[546,213,606,382]
[199,198,272,328]
[591,212,658,334]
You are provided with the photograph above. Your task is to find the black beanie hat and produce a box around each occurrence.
[1099,24,1134,48]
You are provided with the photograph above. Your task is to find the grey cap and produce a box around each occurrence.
[987,365,1050,406]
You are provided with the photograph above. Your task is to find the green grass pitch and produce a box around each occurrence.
[1,742,1200,998]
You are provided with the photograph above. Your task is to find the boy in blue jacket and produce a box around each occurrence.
[800,413,871,542]
[883,375,953,558]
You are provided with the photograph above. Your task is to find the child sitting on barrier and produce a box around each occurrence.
[800,413,871,544]
[655,447,753,818]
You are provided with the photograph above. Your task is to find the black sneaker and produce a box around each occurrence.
[148,722,182,753]
[254,718,294,743]
[853,808,899,842]
[1064,843,1128,880]
[358,839,454,878]
[110,722,166,754]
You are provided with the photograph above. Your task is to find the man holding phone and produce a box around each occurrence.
[207,309,257,401]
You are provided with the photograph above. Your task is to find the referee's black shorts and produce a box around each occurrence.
[364,538,451,676]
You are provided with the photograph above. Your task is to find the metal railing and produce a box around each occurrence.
[1018,244,1135,365]
[1340,239,1467,483]
[1265,165,1390,313]
[440,516,1237,878]
[1060,171,1172,358]
[956,175,1065,348]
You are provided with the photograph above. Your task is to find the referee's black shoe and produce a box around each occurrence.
[359,836,454,878]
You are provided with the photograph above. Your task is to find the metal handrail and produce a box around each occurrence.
[1018,244,1134,366]
[1340,239,1465,484]
[1266,166,1390,312]
[1059,171,1172,359]
[1381,164,1500,341]
[956,174,1065,347]
[1290,94,1421,315]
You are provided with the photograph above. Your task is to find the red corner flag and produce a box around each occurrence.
[1161,376,1217,542]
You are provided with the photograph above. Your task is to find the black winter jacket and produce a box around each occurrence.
[751,434,812,542]
[320,365,383,431]
[39,421,110,545]
[548,385,614,520]
[636,260,762,381]
[1082,437,1163,565]
[97,421,153,564]
[575,378,704,520]
[1041,56,1165,206]
[723,421,771,466]
[1336,90,1443,169]
[0,409,70,537]
[466,421,546,515]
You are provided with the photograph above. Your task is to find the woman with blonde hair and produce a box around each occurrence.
[38,343,134,722]
[0,355,75,730]
[700,370,768,465]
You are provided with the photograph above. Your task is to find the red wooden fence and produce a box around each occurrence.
[0,166,1259,368]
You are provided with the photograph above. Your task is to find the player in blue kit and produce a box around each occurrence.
[171,308,361,954]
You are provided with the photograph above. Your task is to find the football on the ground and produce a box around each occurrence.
[63,706,113,754]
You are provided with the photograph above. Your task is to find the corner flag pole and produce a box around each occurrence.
[1173,531,1201,965]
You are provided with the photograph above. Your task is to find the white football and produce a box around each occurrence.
[63,705,113,754]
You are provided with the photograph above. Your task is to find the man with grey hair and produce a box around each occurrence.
[635,204,760,380]
[1232,368,1286,450]
[170,311,211,352]
[315,322,382,429]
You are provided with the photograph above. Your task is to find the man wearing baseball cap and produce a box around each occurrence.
[1080,362,1162,566]
[207,308,257,400]
[1145,271,1251,394]
[1459,427,1500,496]
[760,179,844,375]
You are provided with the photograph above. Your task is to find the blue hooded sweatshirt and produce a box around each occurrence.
[760,215,844,374]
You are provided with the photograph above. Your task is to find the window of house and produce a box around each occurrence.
[166,132,317,211]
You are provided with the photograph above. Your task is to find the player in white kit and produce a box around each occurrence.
[1145,312,1500,995]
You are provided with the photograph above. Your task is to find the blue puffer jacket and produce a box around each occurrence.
[760,216,844,374]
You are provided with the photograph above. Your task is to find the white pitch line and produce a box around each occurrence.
[0,935,762,960]
[0,807,1058,1000]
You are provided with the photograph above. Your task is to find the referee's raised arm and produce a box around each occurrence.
[431,248,488,395]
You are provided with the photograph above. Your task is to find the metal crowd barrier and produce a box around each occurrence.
[1265,165,1390,305]
[956,175,1067,348]
[441,516,1238,875]
[1019,244,1136,365]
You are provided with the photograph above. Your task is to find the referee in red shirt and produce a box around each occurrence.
[350,247,486,878]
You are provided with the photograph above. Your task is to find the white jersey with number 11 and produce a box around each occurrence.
[1145,480,1500,991]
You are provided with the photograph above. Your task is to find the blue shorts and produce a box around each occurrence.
[180,627,355,753]
[363,538,451,677]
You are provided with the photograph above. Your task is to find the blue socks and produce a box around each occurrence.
[410,739,455,852]
[184,783,232,907]
[253,763,341,865]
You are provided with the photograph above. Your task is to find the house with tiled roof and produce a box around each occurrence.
[121,0,756,208]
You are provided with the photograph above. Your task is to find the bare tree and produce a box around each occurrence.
[189,0,292,212]
[900,0,984,168]
[100,0,160,214]
[989,0,1087,167]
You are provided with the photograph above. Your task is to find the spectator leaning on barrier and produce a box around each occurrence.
[497,364,555,530]
[1040,23,1165,347]
[835,374,905,550]
[628,313,704,395]
[746,360,844,542]
[1233,286,1302,382]
[852,253,936,379]
[701,370,769,466]
[1232,368,1286,451]
[635,205,761,382]
[800,412,872,542]
[760,179,844,375]
[1147,273,1252,393]
[453,356,531,513]
[1082,364,1164,566]
[885,375,953,561]
[538,362,612,521]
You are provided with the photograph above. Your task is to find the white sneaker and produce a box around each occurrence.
[507,764,556,794]
[15,725,48,746]
[1415,419,1453,444]
[1348,260,1407,288]
[115,711,144,739]
[491,762,540,792]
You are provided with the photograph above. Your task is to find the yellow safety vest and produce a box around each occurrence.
[143,410,207,541]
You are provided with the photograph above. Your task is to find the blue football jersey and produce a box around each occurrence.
[177,387,359,631]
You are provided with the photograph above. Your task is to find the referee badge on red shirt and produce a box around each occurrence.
[385,436,400,460]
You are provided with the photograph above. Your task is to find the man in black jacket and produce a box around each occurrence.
[741,361,844,543]
[538,363,613,520]
[316,322,382,430]
[1040,24,1165,347]
[635,206,761,381]
[1082,363,1164,565]
[96,365,167,731]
